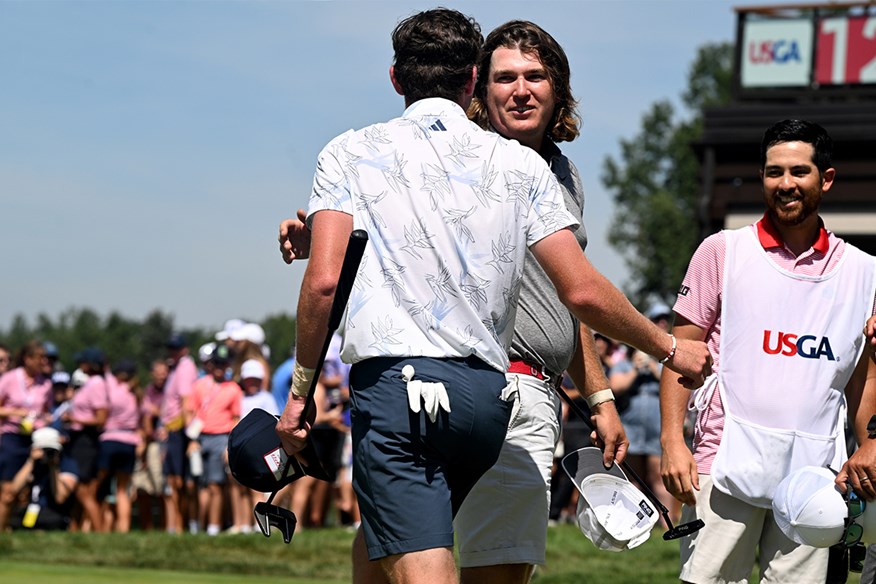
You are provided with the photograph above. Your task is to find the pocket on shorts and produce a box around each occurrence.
[500,376,521,429]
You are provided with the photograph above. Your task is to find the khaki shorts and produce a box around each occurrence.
[454,373,561,568]
[131,441,165,496]
[679,475,828,584]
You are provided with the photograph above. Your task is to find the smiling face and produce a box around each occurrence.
[485,46,556,151]
[761,141,834,229]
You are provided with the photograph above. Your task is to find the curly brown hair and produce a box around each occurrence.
[468,20,580,144]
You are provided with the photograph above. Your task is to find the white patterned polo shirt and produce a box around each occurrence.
[308,98,578,372]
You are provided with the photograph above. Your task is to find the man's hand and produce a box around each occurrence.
[836,438,876,500]
[276,394,315,456]
[661,439,699,506]
[865,315,876,349]
[588,399,628,467]
[278,208,311,263]
[665,338,713,390]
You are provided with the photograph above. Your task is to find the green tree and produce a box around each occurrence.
[601,42,733,308]
[261,312,297,370]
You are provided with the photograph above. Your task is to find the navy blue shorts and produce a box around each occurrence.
[349,356,512,561]
[97,440,137,475]
[69,429,101,482]
[0,433,32,481]
[162,430,188,478]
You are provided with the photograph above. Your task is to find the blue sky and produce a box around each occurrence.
[0,0,772,332]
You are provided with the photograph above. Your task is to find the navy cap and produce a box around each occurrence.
[227,409,328,492]
[210,344,232,365]
[165,333,187,350]
[78,347,106,367]
[51,371,71,386]
[43,342,59,359]
[112,359,137,377]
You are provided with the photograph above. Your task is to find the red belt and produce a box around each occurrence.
[507,359,552,381]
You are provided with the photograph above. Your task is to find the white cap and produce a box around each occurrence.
[71,368,89,388]
[772,466,848,548]
[230,323,266,346]
[562,447,659,551]
[32,427,63,451]
[215,318,246,342]
[198,342,216,364]
[241,359,265,381]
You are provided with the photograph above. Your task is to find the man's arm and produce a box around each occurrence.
[529,229,711,388]
[658,317,706,506]
[565,322,628,467]
[275,209,352,455]
[835,344,876,499]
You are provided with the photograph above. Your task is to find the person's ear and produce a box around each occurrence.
[389,66,404,96]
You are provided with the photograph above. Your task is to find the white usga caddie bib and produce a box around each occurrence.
[710,226,876,508]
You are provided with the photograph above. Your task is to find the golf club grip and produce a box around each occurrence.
[298,230,368,428]
[328,229,368,331]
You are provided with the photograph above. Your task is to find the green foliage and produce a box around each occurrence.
[601,42,733,307]
[262,312,297,369]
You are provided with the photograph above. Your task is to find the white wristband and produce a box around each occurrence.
[659,333,677,364]
[290,361,316,398]
[585,389,615,409]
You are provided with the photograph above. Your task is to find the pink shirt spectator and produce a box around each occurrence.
[0,367,52,435]
[188,376,242,435]
[674,214,876,474]
[69,374,110,432]
[101,379,141,446]
[161,355,197,430]
[141,383,163,439]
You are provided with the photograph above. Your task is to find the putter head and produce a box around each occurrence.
[662,518,705,540]
[254,502,297,544]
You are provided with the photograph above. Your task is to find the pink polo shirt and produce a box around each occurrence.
[161,356,197,428]
[101,378,141,446]
[188,376,242,435]
[674,214,876,474]
[0,367,52,435]
[141,383,163,439]
[69,374,110,432]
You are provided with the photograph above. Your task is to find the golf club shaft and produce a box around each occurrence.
[299,229,368,428]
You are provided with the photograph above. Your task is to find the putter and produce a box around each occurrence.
[255,229,369,543]
[554,383,704,540]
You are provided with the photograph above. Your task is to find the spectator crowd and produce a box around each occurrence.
[0,318,358,535]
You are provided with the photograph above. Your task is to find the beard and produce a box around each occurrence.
[766,189,821,227]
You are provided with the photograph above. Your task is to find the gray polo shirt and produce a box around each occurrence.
[507,142,588,378]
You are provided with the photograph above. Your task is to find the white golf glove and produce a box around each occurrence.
[402,364,451,423]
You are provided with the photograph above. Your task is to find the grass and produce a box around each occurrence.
[0,525,864,583]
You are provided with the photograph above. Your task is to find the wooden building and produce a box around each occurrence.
[697,2,876,254]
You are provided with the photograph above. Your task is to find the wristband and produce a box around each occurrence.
[290,361,316,398]
[585,389,615,409]
[659,333,677,364]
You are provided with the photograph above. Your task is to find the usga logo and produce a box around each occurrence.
[762,330,836,361]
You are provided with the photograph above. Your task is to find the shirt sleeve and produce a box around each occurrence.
[525,152,579,247]
[308,130,355,224]
[673,231,724,330]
